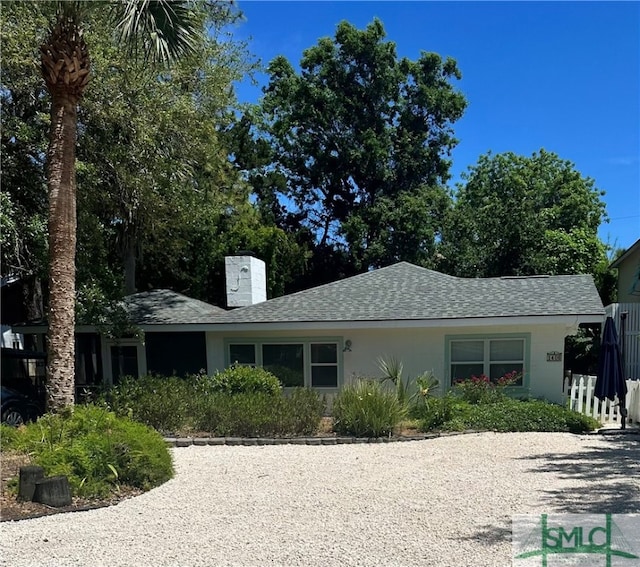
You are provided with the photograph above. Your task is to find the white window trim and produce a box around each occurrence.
[224,337,343,389]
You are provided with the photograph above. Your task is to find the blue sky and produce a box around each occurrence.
[231,1,639,252]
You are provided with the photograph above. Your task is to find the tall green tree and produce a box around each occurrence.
[37,0,199,412]
[75,3,250,297]
[441,149,609,285]
[245,19,466,278]
[137,196,308,306]
[0,3,50,323]
[3,1,303,339]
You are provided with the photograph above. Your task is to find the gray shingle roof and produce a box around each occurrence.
[123,289,226,325]
[220,262,604,324]
[124,264,604,327]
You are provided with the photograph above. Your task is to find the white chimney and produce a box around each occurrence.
[225,256,267,307]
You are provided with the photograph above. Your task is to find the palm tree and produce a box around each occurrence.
[40,1,198,412]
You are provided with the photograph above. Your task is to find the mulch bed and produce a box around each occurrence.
[1,452,142,523]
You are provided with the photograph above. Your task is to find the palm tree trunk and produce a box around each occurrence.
[38,1,198,413]
[46,91,78,412]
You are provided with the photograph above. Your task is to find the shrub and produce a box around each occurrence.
[100,373,319,436]
[332,379,406,437]
[287,388,326,436]
[452,371,520,405]
[472,399,600,432]
[414,394,456,431]
[0,423,19,446]
[411,371,441,414]
[378,358,441,413]
[3,405,173,498]
[421,398,600,433]
[204,365,282,395]
[100,375,191,433]
[194,392,273,437]
[378,356,411,406]
[193,388,324,437]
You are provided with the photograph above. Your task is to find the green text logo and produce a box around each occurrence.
[513,514,639,566]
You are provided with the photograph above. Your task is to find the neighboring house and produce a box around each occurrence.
[606,238,640,380]
[17,289,228,398]
[16,257,605,404]
[610,238,640,303]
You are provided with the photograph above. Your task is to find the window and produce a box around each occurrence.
[146,332,207,377]
[226,339,341,388]
[448,335,527,386]
[489,339,524,382]
[450,341,484,381]
[229,344,256,366]
[310,344,338,387]
[263,344,304,387]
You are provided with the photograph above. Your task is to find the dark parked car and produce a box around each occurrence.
[1,347,46,425]
[1,386,42,426]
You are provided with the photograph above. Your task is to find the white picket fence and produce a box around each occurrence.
[569,374,640,425]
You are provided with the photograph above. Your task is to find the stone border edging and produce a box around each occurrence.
[164,427,640,447]
[164,431,483,447]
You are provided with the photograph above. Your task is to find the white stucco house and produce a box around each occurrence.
[18,256,605,404]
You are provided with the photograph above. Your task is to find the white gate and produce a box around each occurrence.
[569,374,640,425]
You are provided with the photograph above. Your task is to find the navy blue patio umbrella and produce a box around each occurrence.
[595,316,627,429]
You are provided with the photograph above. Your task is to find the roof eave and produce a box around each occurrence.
[610,238,640,269]
[189,313,606,332]
[12,312,605,335]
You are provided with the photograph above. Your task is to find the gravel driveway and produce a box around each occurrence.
[1,432,639,567]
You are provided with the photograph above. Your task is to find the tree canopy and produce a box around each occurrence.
[1,1,304,317]
[237,19,467,280]
[1,2,50,320]
[2,9,617,331]
[439,149,612,299]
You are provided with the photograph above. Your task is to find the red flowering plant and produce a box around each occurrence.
[453,370,522,404]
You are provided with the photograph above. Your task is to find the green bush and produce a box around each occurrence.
[451,372,520,405]
[413,394,456,430]
[3,405,173,498]
[409,371,441,417]
[100,375,192,432]
[203,365,283,395]
[100,373,319,436]
[287,388,326,435]
[378,358,441,412]
[195,392,277,437]
[418,398,600,433]
[462,399,600,432]
[0,423,19,446]
[193,388,324,437]
[332,379,406,437]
